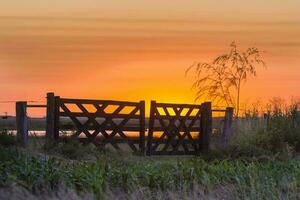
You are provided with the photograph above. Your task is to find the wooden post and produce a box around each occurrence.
[199,102,212,153]
[222,107,234,147]
[46,92,56,144]
[54,96,60,140]
[16,101,28,147]
[139,100,146,155]
[263,112,270,131]
[146,101,156,156]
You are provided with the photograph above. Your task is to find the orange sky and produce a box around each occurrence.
[0,1,299,116]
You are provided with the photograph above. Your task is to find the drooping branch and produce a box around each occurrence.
[186,42,266,116]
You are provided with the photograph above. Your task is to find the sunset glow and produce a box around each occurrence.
[0,0,299,116]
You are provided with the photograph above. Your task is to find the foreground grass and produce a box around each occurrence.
[0,146,300,199]
[0,99,299,199]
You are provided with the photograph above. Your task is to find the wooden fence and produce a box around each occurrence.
[16,93,233,156]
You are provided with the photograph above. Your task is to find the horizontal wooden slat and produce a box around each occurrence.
[60,125,141,132]
[59,136,198,142]
[78,137,136,143]
[152,115,201,120]
[59,123,142,129]
[77,137,141,144]
[59,98,141,106]
[155,102,202,109]
[70,138,198,144]
[151,127,200,132]
[27,104,47,108]
[59,112,141,119]
[151,138,198,143]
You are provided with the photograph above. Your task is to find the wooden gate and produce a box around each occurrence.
[56,97,145,153]
[15,93,217,154]
[146,101,212,155]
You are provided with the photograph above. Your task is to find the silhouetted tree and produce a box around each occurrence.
[186,42,266,116]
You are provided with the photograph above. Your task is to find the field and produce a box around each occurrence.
[0,101,299,199]
[1,146,300,200]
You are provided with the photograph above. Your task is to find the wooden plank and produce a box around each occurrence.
[156,118,178,153]
[151,126,200,132]
[146,101,156,156]
[199,102,212,153]
[59,98,140,106]
[151,138,197,143]
[59,112,141,119]
[60,101,140,117]
[71,137,197,143]
[155,102,202,108]
[139,101,146,154]
[27,105,47,108]
[150,115,202,120]
[169,124,192,153]
[222,107,234,147]
[170,130,193,153]
[112,104,125,114]
[60,124,141,132]
[46,92,56,144]
[54,96,60,140]
[16,101,28,147]
[59,103,94,138]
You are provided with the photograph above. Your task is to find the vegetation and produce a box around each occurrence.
[46,135,99,160]
[0,99,299,199]
[186,42,266,116]
[0,130,15,147]
[225,98,300,158]
[0,146,300,199]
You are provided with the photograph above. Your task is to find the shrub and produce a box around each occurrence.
[226,100,300,157]
[0,130,15,147]
[46,135,98,160]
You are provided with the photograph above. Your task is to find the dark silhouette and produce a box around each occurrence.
[186,42,266,116]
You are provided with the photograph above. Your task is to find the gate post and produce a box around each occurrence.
[54,96,60,140]
[16,101,28,147]
[199,102,212,153]
[139,100,146,155]
[146,101,156,156]
[222,107,234,147]
[46,92,57,144]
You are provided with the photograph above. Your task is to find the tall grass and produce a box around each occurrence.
[0,146,300,199]
[225,99,300,158]
[0,130,15,147]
